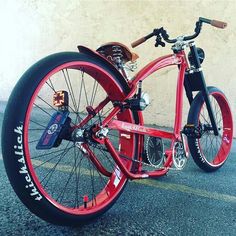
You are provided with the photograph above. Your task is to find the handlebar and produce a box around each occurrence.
[131,17,227,48]
[199,17,227,29]
[131,37,147,48]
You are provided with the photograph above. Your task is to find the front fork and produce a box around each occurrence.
[185,42,218,136]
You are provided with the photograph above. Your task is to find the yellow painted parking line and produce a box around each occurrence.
[135,179,236,204]
[1,157,235,204]
[32,159,94,176]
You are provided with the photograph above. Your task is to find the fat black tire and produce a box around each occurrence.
[187,86,233,172]
[1,52,137,225]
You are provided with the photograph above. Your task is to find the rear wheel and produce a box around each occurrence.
[2,52,137,225]
[187,86,233,172]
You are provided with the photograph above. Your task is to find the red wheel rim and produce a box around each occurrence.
[197,91,233,166]
[23,61,135,215]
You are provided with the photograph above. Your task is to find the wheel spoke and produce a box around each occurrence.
[39,142,72,187]
[37,95,58,112]
[81,73,90,107]
[46,79,56,92]
[90,78,99,106]
[33,103,53,117]
[73,149,83,208]
[30,119,47,129]
[62,69,77,113]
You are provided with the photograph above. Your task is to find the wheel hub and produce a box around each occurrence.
[73,125,109,144]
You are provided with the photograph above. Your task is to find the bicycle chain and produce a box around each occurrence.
[93,143,162,169]
[119,153,182,171]
[92,143,182,171]
[120,154,166,169]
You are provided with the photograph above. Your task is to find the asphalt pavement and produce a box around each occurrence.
[0,101,236,235]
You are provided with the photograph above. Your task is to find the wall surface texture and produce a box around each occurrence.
[0,0,235,136]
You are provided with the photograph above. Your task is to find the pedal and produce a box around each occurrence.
[182,124,203,138]
[36,111,70,149]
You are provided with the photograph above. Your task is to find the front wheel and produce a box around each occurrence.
[187,86,233,172]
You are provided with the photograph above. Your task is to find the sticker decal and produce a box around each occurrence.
[120,133,131,139]
[47,124,59,135]
[113,166,122,187]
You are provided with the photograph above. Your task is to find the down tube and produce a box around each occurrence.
[173,62,187,138]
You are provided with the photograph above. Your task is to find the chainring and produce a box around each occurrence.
[144,136,165,168]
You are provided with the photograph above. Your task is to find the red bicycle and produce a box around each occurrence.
[1,17,233,225]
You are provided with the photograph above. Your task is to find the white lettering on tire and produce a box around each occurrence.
[14,125,42,201]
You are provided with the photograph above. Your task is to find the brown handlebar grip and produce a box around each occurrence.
[211,20,227,29]
[131,37,146,48]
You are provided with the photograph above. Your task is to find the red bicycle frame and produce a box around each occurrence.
[91,50,189,180]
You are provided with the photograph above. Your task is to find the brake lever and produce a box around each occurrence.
[155,35,165,47]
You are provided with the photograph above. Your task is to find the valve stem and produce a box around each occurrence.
[83,195,89,208]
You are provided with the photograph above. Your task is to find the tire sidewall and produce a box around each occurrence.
[1,52,133,225]
[187,86,231,172]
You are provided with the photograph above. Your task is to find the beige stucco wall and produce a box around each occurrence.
[0,0,235,136]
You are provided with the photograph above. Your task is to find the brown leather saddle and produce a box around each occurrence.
[96,42,139,64]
